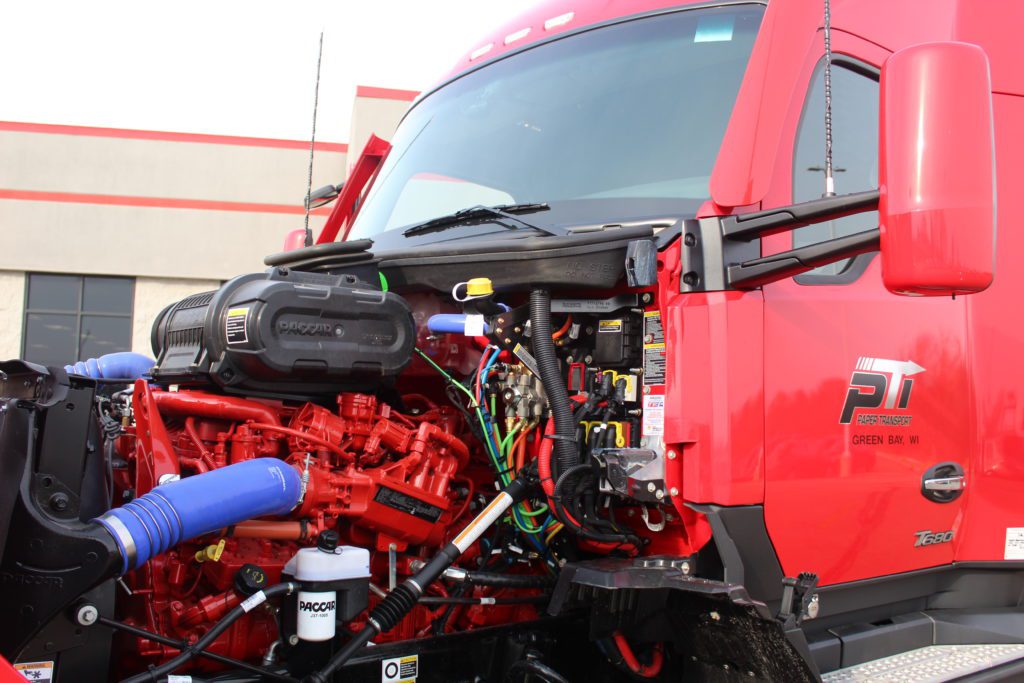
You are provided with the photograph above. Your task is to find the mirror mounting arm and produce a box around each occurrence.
[721,189,879,242]
[680,190,880,293]
[728,228,879,289]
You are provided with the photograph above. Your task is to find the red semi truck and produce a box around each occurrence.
[1,0,1021,681]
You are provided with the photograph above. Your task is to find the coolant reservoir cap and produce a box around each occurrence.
[466,277,493,297]
[317,529,339,553]
[234,563,268,596]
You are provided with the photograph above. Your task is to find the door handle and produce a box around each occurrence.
[921,462,966,503]
[923,476,965,492]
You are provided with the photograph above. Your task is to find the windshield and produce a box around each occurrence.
[348,4,764,244]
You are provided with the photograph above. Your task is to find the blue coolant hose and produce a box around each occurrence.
[95,458,301,575]
[64,351,155,381]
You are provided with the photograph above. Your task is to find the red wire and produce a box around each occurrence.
[552,315,573,339]
[612,631,664,678]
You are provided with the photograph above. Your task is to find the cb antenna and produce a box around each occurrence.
[822,0,835,197]
[303,31,325,247]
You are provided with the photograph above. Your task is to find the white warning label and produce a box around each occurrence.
[225,306,250,345]
[1005,528,1024,560]
[15,661,54,681]
[642,394,665,437]
[382,654,419,682]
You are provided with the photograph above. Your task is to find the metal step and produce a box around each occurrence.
[821,644,1024,682]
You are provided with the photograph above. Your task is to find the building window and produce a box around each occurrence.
[22,274,134,366]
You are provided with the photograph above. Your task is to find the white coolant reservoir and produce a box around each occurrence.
[287,530,371,642]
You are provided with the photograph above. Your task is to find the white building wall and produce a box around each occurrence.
[0,270,25,360]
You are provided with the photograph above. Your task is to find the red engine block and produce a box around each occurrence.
[113,382,519,672]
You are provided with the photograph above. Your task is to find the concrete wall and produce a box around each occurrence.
[347,87,417,169]
[0,271,25,359]
[0,199,328,281]
[0,85,415,362]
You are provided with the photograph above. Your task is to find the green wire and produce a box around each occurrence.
[415,347,544,535]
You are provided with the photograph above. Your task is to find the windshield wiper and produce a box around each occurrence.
[402,203,566,237]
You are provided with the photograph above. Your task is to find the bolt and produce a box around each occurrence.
[644,334,654,344]
[496,327,504,334]
[710,611,720,621]
[684,233,697,247]
[670,487,679,497]
[667,450,677,460]
[49,493,69,512]
[655,489,665,500]
[584,355,593,364]
[514,326,522,333]
[585,326,595,335]
[627,509,635,517]
[683,271,700,287]
[641,293,653,304]
[75,604,99,626]
[680,561,690,575]
[665,513,675,522]
[643,386,651,395]
[723,664,730,671]
[288,634,300,646]
[647,482,656,493]
[806,594,820,619]
[504,338,512,344]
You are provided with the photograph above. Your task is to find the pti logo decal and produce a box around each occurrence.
[839,357,925,426]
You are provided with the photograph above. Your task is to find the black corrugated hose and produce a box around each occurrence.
[529,289,579,478]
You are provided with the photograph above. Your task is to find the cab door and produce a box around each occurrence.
[760,48,972,586]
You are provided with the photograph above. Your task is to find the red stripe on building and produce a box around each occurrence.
[0,188,333,215]
[355,85,419,102]
[0,121,348,153]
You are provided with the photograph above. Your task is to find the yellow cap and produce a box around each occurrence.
[195,539,226,563]
[465,277,494,297]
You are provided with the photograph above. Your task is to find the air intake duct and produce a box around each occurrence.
[95,458,301,575]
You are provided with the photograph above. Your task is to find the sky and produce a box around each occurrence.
[0,0,543,143]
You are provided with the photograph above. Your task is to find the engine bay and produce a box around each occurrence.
[0,247,708,681]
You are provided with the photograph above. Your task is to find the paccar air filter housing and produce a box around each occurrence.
[150,268,415,396]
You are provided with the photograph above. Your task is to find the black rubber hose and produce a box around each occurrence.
[462,570,553,588]
[529,289,577,477]
[121,582,298,683]
[506,658,571,683]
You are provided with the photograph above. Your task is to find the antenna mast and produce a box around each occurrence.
[822,0,835,197]
[303,31,325,247]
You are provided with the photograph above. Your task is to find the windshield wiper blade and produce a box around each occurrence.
[402,203,566,237]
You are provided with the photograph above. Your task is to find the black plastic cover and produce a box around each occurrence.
[150,268,415,396]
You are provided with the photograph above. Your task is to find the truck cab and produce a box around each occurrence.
[2,1,1022,681]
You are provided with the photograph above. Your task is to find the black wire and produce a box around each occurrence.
[97,616,297,682]
[120,582,297,683]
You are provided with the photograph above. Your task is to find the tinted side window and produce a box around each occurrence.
[792,64,879,279]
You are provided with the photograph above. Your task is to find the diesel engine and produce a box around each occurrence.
[0,260,694,682]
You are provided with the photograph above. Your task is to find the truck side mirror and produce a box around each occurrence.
[879,42,996,296]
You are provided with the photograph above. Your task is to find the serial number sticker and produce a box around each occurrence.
[598,319,622,333]
[382,654,419,683]
[15,661,54,681]
[1005,528,1024,560]
[167,677,193,683]
[642,394,665,437]
[225,307,250,345]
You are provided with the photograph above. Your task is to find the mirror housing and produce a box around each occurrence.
[879,42,996,296]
